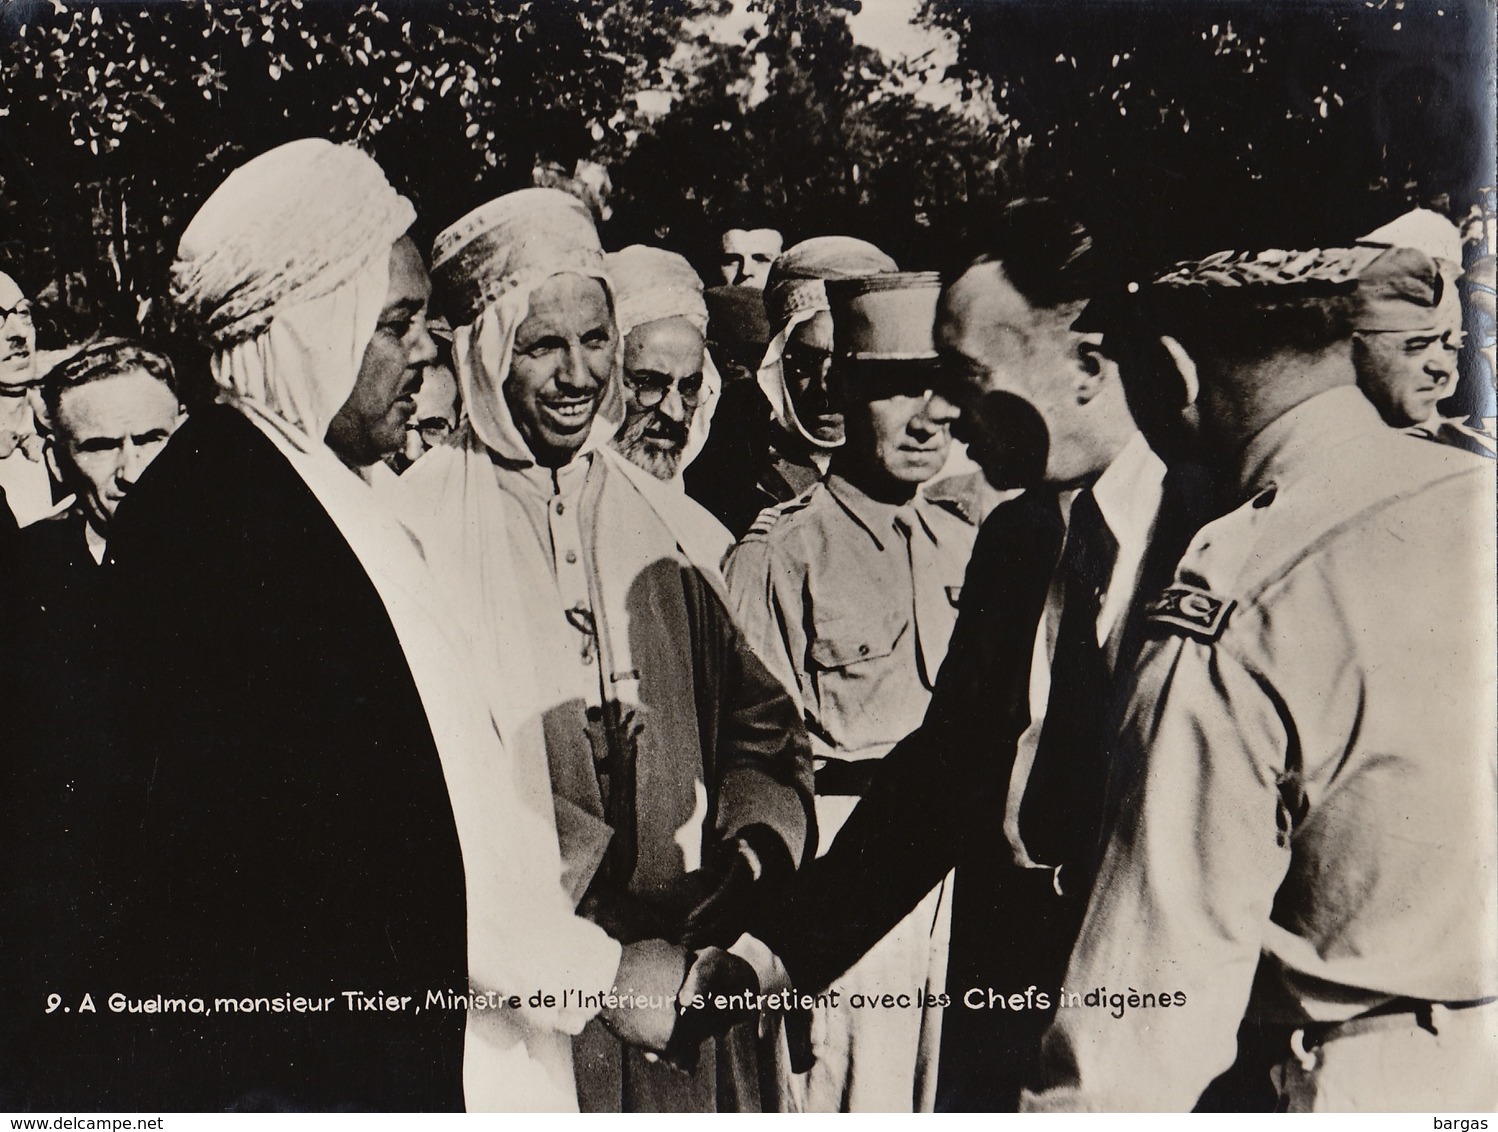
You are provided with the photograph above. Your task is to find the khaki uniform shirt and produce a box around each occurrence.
[1024,387,1498,1111]
[725,474,979,762]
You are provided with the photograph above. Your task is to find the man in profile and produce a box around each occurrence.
[1024,242,1496,1112]
[1352,209,1493,455]
[47,140,627,1113]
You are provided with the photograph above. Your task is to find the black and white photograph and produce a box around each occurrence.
[0,0,1494,1116]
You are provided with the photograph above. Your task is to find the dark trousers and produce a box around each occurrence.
[936,861,1087,1111]
[935,858,1277,1112]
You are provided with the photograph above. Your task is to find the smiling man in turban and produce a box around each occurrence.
[71,140,638,1114]
[396,188,814,1112]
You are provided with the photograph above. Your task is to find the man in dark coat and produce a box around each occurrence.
[43,140,470,1113]
[708,200,1227,1111]
[0,340,184,1109]
[101,400,470,1111]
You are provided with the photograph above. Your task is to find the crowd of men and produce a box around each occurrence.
[0,136,1493,1114]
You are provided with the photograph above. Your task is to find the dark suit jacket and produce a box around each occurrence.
[27,404,470,1112]
[0,511,114,1111]
[0,485,18,557]
[748,464,1215,1105]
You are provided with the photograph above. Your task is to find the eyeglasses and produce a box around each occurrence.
[622,369,705,409]
[410,417,455,443]
[0,300,33,325]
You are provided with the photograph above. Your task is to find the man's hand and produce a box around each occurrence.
[678,825,795,949]
[598,938,688,1054]
[664,945,760,1070]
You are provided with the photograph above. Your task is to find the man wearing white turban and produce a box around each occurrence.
[605,244,733,570]
[396,188,815,1112]
[87,140,631,1113]
[607,245,721,483]
[755,237,899,503]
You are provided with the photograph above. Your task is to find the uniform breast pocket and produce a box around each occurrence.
[806,605,909,744]
[808,605,906,671]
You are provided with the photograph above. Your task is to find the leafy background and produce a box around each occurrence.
[0,0,1492,410]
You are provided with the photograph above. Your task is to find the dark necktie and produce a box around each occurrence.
[1020,488,1119,883]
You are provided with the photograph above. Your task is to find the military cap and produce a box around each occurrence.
[825,271,942,364]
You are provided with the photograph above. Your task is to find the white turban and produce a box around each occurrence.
[179,152,623,1104]
[608,244,708,337]
[757,236,897,448]
[605,244,721,477]
[171,138,415,448]
[431,188,620,465]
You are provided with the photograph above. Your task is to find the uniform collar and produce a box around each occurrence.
[825,472,941,551]
[1233,385,1385,499]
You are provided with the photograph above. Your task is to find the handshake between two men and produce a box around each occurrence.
[598,941,762,1069]
[585,825,792,1071]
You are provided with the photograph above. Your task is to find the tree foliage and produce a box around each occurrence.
[0,0,1491,346]
[610,0,1015,273]
[921,0,1495,267]
[0,0,722,337]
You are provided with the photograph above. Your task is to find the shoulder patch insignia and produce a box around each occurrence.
[925,492,978,527]
[1146,584,1235,641]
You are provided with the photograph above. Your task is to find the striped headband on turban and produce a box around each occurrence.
[170,138,416,448]
[762,236,899,330]
[433,187,605,326]
[605,244,720,480]
[430,188,619,465]
[757,236,897,448]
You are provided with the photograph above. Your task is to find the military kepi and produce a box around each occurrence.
[826,271,943,364]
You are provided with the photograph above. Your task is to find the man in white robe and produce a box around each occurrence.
[83,140,664,1113]
[397,188,814,1112]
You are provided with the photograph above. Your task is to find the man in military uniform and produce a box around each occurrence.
[725,273,974,1111]
[1352,209,1495,457]
[702,200,1216,1112]
[1023,244,1498,1112]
